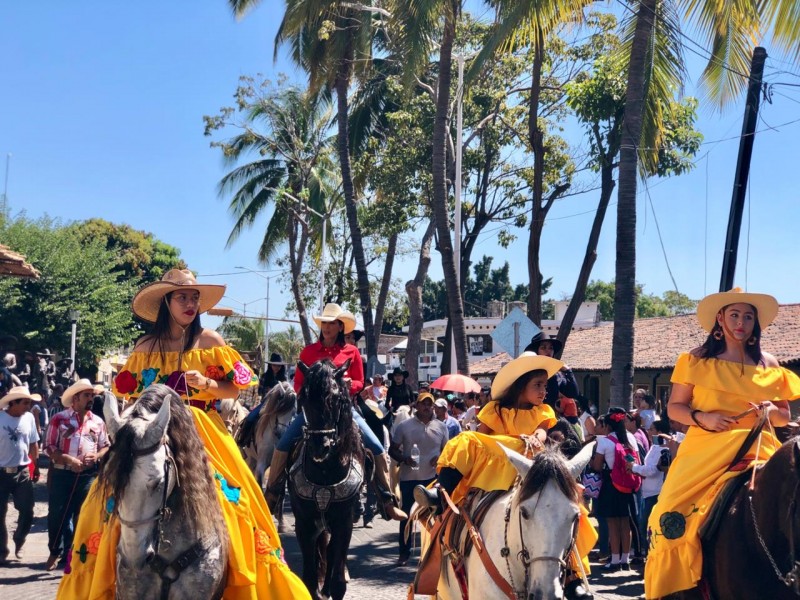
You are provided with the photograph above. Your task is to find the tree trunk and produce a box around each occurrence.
[527,29,546,326]
[287,216,313,345]
[431,4,469,374]
[557,161,615,351]
[405,220,436,389]
[611,0,656,408]
[373,232,398,341]
[335,66,377,361]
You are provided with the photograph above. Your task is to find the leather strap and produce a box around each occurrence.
[461,508,516,600]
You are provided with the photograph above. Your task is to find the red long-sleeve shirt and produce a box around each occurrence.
[294,341,364,395]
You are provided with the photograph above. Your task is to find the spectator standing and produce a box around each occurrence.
[434,399,461,439]
[460,392,480,431]
[577,396,597,441]
[637,393,660,430]
[524,333,579,409]
[44,379,110,570]
[0,386,40,564]
[385,367,416,412]
[0,366,22,398]
[361,373,388,403]
[389,392,448,565]
[48,384,65,420]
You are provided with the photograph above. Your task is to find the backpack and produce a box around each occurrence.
[608,433,643,493]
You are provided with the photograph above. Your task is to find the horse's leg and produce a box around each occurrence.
[276,486,286,533]
[294,507,324,599]
[325,507,354,600]
[316,529,330,596]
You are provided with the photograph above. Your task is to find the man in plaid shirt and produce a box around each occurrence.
[44,379,109,571]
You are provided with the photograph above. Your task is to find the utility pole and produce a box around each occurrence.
[719,47,767,292]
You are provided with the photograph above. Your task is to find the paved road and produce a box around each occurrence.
[2,470,643,599]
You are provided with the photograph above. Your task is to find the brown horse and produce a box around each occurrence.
[668,435,800,599]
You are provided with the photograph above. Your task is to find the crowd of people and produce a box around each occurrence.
[3,281,800,600]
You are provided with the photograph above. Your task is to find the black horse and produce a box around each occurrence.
[288,359,365,600]
[668,435,800,599]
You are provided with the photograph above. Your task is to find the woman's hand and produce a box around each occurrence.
[696,410,736,432]
[185,370,209,390]
[520,433,543,451]
[753,401,790,427]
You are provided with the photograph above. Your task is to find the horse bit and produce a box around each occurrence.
[500,487,579,600]
[115,436,204,600]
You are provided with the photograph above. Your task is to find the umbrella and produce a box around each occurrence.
[429,373,481,395]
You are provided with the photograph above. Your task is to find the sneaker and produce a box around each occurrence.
[601,562,620,572]
[619,562,632,571]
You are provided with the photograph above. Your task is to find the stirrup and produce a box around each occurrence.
[413,485,443,515]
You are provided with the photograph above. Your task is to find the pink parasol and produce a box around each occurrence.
[429,373,481,395]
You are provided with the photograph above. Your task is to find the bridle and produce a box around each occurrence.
[749,473,800,594]
[115,434,204,600]
[500,483,580,600]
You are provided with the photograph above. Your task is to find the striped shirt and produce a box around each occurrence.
[45,409,109,459]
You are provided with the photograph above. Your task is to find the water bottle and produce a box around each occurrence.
[410,444,420,471]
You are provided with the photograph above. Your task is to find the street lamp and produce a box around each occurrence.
[235,267,278,364]
[68,309,80,367]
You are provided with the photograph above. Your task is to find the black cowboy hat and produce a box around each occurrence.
[391,367,409,378]
[37,348,53,357]
[349,329,364,342]
[267,352,285,365]
[524,332,563,354]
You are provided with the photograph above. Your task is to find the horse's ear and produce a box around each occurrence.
[334,359,352,380]
[498,443,533,479]
[104,392,124,439]
[298,361,309,376]
[140,393,171,449]
[566,442,595,480]
[794,438,800,470]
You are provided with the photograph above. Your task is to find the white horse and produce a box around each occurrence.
[217,397,249,439]
[103,385,228,600]
[426,443,593,600]
[252,381,297,486]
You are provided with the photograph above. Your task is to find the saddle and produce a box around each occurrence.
[410,489,510,600]
[698,469,751,543]
[288,442,369,512]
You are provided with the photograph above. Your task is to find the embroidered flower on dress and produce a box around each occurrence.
[659,511,687,540]
[231,361,252,386]
[140,367,159,390]
[116,370,138,395]
[86,532,102,555]
[254,529,271,555]
[205,365,225,381]
[214,472,241,504]
[165,371,187,395]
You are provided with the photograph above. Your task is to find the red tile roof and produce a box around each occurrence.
[468,304,800,375]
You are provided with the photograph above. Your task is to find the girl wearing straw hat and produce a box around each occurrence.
[264,303,407,522]
[414,352,597,599]
[57,269,308,600]
[645,288,800,598]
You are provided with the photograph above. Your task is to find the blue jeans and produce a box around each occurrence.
[47,469,96,558]
[276,407,385,455]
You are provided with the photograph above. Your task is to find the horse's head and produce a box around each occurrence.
[498,444,590,600]
[297,359,353,464]
[102,384,179,566]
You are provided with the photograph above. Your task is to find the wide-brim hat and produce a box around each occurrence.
[696,287,779,333]
[37,348,53,357]
[313,304,356,334]
[391,367,409,378]
[364,398,388,419]
[524,332,563,354]
[132,268,226,323]
[0,386,40,410]
[491,352,563,399]
[267,352,285,366]
[62,378,103,408]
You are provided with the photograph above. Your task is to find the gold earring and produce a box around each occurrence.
[713,329,724,341]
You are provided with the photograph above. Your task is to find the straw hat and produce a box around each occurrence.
[0,386,40,411]
[62,378,104,408]
[696,287,779,333]
[491,352,563,399]
[312,303,356,334]
[132,269,226,323]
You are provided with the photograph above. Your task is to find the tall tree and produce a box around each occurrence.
[229,0,383,362]
[204,78,336,344]
[610,0,800,406]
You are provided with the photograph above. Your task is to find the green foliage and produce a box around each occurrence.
[217,317,265,354]
[0,216,136,369]
[267,326,305,367]
[581,279,697,321]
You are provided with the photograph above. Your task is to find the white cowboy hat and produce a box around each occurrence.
[131,268,226,323]
[312,303,356,334]
[364,398,388,419]
[696,287,779,333]
[62,378,104,408]
[491,352,563,399]
[0,386,40,411]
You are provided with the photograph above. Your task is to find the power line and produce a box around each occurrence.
[643,177,680,293]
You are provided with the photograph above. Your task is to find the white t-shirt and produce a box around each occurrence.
[0,410,39,467]
[639,408,658,430]
[595,431,639,470]
[392,416,449,481]
[632,442,670,499]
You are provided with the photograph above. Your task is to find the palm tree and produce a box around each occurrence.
[268,326,306,367]
[205,80,336,344]
[230,0,383,363]
[217,316,266,367]
[610,0,800,407]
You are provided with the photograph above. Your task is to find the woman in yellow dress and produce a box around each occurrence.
[414,352,597,600]
[645,288,800,598]
[57,269,308,600]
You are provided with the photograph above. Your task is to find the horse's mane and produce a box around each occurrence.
[518,448,580,504]
[298,360,362,462]
[255,381,297,441]
[97,386,225,540]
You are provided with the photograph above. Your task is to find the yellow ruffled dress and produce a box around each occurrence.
[645,353,800,598]
[437,401,596,572]
[57,346,309,600]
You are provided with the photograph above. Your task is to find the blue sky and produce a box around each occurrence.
[3,3,800,336]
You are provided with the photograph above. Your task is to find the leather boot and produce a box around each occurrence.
[413,485,443,515]
[373,453,408,521]
[264,449,289,512]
